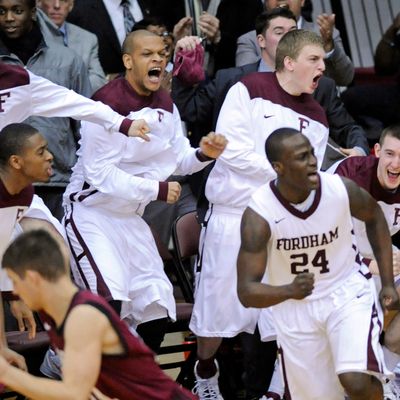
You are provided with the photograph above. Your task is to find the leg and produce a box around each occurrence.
[136,317,169,353]
[339,372,383,400]
[196,336,223,378]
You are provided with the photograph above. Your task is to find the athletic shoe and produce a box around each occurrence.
[259,393,281,400]
[192,360,224,400]
[384,379,400,400]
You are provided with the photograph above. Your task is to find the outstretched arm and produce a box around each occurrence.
[237,207,314,308]
[0,305,108,400]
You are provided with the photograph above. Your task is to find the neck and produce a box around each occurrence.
[275,70,301,96]
[276,180,311,204]
[0,170,30,195]
[41,278,79,326]
[261,54,274,70]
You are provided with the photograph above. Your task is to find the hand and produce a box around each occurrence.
[161,70,173,93]
[339,147,365,157]
[289,273,315,299]
[317,13,335,52]
[127,119,150,141]
[0,346,26,371]
[199,132,228,159]
[90,387,119,400]
[173,16,193,42]
[9,300,36,339]
[380,285,400,313]
[198,12,220,44]
[166,182,181,204]
[175,35,202,52]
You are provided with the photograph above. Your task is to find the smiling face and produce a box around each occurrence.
[14,133,53,183]
[0,0,35,39]
[123,32,167,96]
[37,0,73,28]
[258,16,297,67]
[375,134,400,191]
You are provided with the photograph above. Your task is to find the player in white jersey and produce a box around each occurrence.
[0,62,149,139]
[189,29,328,399]
[0,122,68,372]
[63,30,227,353]
[237,128,399,400]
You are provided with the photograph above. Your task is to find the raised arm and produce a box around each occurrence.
[237,207,314,308]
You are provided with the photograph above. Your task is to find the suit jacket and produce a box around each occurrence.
[67,0,153,74]
[172,61,368,153]
[37,9,106,93]
[236,21,354,86]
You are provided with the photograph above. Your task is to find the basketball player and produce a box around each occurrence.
[0,229,196,400]
[237,128,399,400]
[0,123,66,372]
[63,30,227,353]
[0,62,149,139]
[189,29,328,399]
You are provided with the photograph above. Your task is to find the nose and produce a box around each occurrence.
[54,0,61,8]
[46,149,54,162]
[392,155,400,169]
[319,58,326,72]
[4,10,15,21]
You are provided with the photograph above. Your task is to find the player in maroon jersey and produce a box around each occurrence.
[0,229,197,400]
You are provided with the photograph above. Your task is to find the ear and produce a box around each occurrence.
[272,160,283,175]
[374,142,381,157]
[31,7,37,22]
[8,155,23,171]
[69,0,75,12]
[25,270,41,286]
[257,34,266,50]
[123,53,133,70]
[284,55,295,72]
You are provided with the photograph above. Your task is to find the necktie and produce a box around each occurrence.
[121,0,135,34]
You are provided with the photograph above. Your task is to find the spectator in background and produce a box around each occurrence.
[0,0,92,220]
[36,0,107,93]
[172,0,263,76]
[67,0,159,77]
[236,0,354,86]
[341,12,400,144]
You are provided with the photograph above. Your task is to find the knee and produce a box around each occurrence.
[339,372,375,397]
[385,328,400,355]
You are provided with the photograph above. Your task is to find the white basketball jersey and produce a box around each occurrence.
[249,172,362,299]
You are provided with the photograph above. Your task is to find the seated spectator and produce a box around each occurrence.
[341,12,400,144]
[36,0,107,92]
[236,0,354,86]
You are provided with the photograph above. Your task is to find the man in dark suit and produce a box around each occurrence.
[171,8,368,399]
[67,0,157,76]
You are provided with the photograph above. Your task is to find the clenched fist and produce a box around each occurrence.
[199,132,228,159]
[167,181,181,204]
[127,119,150,141]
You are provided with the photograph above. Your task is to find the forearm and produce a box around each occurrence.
[0,366,87,400]
[366,216,394,287]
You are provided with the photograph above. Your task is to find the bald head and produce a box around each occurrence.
[122,29,161,55]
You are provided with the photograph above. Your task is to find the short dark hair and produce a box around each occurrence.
[379,123,400,146]
[265,127,301,163]
[2,230,66,281]
[255,7,297,36]
[122,29,160,55]
[0,123,39,167]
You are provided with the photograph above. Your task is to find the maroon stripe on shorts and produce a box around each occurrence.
[278,347,292,400]
[65,207,113,301]
[367,303,381,373]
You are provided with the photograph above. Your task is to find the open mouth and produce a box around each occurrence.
[4,26,17,33]
[148,67,162,83]
[312,74,322,87]
[387,170,400,180]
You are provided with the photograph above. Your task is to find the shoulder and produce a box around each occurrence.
[237,29,256,44]
[66,22,98,44]
[0,63,30,90]
[335,155,376,179]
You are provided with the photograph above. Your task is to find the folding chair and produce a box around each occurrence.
[149,223,197,388]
